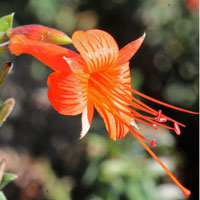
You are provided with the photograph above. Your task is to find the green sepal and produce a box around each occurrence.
[0,98,15,127]
[0,42,9,53]
[0,159,6,183]
[0,191,7,200]
[0,62,13,87]
[0,13,14,42]
[0,173,17,190]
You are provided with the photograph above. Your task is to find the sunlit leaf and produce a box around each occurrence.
[0,160,6,183]
[0,13,14,43]
[0,191,6,200]
[0,13,14,33]
[0,98,15,127]
[0,173,17,190]
[0,42,9,52]
[0,62,13,87]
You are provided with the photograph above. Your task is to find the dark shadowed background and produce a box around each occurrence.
[0,0,199,200]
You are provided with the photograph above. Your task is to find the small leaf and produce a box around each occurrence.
[0,13,14,43]
[0,62,13,87]
[0,13,14,33]
[0,42,9,53]
[0,98,15,127]
[0,191,7,200]
[0,33,7,44]
[0,173,17,190]
[0,160,6,183]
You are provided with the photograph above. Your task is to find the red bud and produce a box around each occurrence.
[7,25,72,45]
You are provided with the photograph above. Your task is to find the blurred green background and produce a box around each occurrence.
[0,0,198,199]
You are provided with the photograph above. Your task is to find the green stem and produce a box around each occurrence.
[0,42,9,52]
[0,32,8,43]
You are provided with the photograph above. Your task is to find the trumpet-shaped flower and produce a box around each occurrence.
[9,29,198,197]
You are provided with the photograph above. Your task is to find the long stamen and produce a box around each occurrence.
[97,73,183,131]
[129,87,198,115]
[92,93,191,196]
[106,106,191,197]
[100,72,156,114]
[108,90,176,130]
[131,129,191,197]
[89,84,152,144]
[91,74,178,132]
[100,73,187,127]
[89,73,191,196]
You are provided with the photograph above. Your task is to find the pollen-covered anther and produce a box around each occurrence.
[174,122,181,135]
[152,124,158,130]
[157,109,162,119]
[159,117,167,122]
[151,139,156,148]
[155,109,167,122]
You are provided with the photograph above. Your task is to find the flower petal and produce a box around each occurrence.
[63,56,87,73]
[88,62,133,140]
[94,103,130,141]
[80,101,94,139]
[72,29,119,73]
[115,33,145,66]
[9,34,80,72]
[47,72,89,115]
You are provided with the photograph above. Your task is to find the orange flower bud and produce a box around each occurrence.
[7,25,72,45]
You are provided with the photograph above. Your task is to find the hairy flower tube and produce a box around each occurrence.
[8,28,198,197]
[7,25,72,45]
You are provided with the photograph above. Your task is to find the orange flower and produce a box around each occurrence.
[9,29,198,197]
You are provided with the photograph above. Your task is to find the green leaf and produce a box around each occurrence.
[0,191,7,200]
[0,98,15,127]
[0,13,14,33]
[0,42,9,53]
[0,13,14,42]
[0,62,13,86]
[0,173,17,190]
[0,160,6,183]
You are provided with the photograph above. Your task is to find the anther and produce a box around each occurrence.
[155,110,167,123]
[151,139,156,148]
[157,110,162,119]
[152,124,157,130]
[174,122,181,135]
[159,117,167,122]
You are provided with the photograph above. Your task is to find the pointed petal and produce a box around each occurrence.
[63,56,87,73]
[9,34,80,72]
[80,101,94,139]
[94,103,130,141]
[115,33,145,66]
[47,72,89,115]
[72,29,119,73]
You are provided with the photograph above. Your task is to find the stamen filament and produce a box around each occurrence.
[100,73,187,127]
[93,96,191,196]
[90,75,177,131]
[89,86,152,144]
[110,107,191,197]
[131,129,191,197]
[130,87,199,115]
[89,76,191,196]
